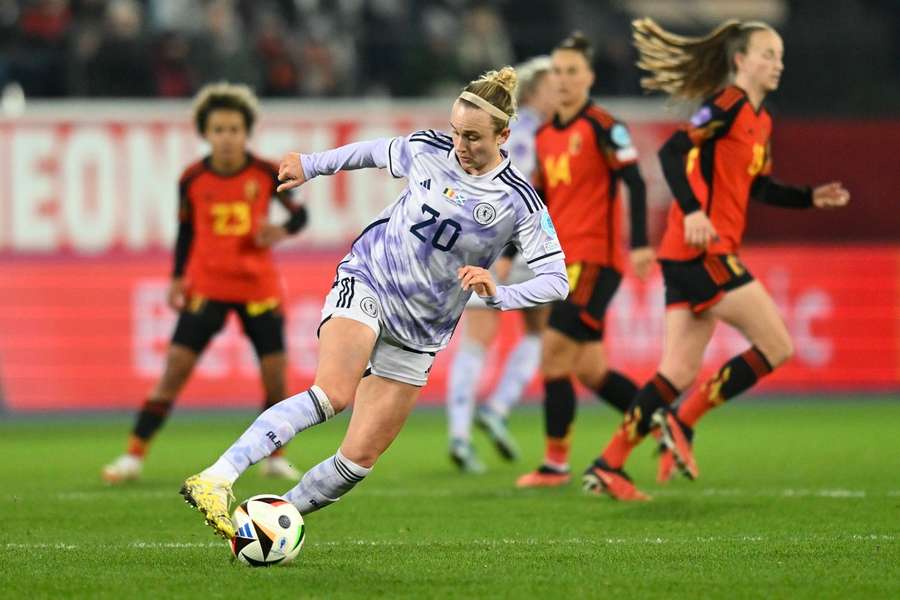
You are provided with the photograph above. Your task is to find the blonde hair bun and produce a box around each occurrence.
[461,66,519,131]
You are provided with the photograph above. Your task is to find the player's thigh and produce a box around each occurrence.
[540,326,582,379]
[339,374,420,468]
[658,307,717,389]
[169,298,229,357]
[238,302,286,360]
[151,343,201,399]
[462,308,501,347]
[237,304,288,398]
[573,341,608,388]
[521,305,549,334]
[155,300,228,398]
[316,317,378,412]
[709,280,793,367]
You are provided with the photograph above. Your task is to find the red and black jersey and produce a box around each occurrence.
[658,85,812,261]
[175,153,301,303]
[535,100,646,271]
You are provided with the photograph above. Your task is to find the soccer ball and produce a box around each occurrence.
[230,494,305,567]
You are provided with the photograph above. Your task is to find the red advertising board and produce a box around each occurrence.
[1,104,898,410]
[2,246,897,411]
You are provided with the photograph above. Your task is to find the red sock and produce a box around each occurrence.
[544,436,571,467]
[677,383,719,427]
[678,347,773,427]
[600,413,641,469]
[127,435,147,459]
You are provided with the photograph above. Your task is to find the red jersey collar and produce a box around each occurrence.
[551,99,593,130]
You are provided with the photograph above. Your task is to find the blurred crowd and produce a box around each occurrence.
[1,0,899,115]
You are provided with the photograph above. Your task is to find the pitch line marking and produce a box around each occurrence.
[3,534,895,552]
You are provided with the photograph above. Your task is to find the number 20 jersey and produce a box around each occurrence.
[337,130,564,352]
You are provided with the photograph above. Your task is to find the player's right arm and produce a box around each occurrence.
[657,95,741,249]
[277,131,427,192]
[170,176,194,311]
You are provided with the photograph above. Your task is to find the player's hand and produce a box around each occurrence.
[629,246,655,281]
[683,210,718,249]
[277,152,306,193]
[812,181,850,209]
[167,277,187,311]
[255,224,289,248]
[494,256,513,283]
[458,266,497,297]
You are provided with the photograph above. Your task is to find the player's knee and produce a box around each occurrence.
[540,346,571,379]
[575,365,605,390]
[660,362,699,391]
[340,447,379,469]
[763,334,794,369]
[541,359,570,380]
[312,382,352,414]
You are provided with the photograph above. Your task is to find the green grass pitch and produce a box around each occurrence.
[1,398,898,599]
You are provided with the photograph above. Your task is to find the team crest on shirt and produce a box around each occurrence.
[359,297,379,318]
[568,132,582,155]
[442,186,465,206]
[473,203,496,225]
[244,178,259,202]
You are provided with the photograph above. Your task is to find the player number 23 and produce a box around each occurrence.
[409,204,462,252]
[211,202,251,236]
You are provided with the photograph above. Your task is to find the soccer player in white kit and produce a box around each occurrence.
[446,56,558,473]
[180,67,569,538]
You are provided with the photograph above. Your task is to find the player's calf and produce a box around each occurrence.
[284,449,371,515]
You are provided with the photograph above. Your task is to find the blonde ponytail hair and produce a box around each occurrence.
[632,18,774,101]
[460,66,518,132]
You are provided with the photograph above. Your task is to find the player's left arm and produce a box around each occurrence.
[463,206,568,310]
[256,190,309,247]
[599,119,655,280]
[750,144,850,209]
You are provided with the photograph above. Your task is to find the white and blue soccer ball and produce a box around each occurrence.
[229,494,305,567]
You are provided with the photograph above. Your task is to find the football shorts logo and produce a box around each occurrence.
[473,203,496,225]
[541,211,558,238]
[360,297,379,318]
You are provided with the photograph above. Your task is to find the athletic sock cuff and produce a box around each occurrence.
[651,373,680,404]
[743,346,774,377]
[334,449,371,481]
[309,385,335,421]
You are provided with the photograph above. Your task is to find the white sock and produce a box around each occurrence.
[487,334,541,418]
[446,341,486,441]
[284,449,371,515]
[201,386,334,483]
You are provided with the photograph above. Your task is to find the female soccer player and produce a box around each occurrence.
[180,67,569,538]
[517,32,653,488]
[582,19,850,501]
[445,55,558,473]
[102,83,308,484]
